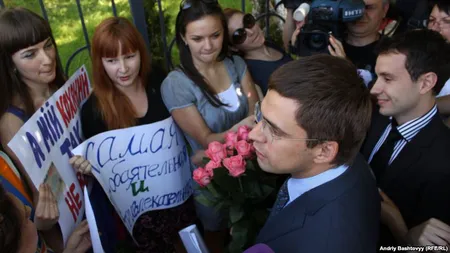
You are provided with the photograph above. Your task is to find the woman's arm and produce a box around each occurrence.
[240,70,259,116]
[171,106,255,149]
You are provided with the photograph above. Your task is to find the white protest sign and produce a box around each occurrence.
[8,66,91,243]
[72,117,193,237]
[84,186,104,253]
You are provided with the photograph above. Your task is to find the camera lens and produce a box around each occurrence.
[306,31,327,50]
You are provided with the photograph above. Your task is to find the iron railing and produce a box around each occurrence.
[0,0,285,74]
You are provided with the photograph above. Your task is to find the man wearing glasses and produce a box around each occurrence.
[249,55,380,253]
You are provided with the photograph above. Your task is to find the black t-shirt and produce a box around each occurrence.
[245,41,292,95]
[343,39,380,74]
[81,68,169,139]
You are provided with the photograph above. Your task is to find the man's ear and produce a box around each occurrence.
[313,141,339,165]
[419,72,438,95]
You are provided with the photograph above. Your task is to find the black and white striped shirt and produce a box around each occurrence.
[369,105,438,165]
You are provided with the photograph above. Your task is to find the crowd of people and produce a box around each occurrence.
[0,0,450,252]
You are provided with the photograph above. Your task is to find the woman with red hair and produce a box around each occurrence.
[71,17,196,252]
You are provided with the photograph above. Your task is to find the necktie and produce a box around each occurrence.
[370,121,403,180]
[269,179,289,218]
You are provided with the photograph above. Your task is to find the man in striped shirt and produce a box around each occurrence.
[361,29,450,248]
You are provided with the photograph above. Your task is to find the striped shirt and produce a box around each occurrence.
[369,105,438,165]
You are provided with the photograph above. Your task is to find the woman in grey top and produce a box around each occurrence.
[161,0,258,251]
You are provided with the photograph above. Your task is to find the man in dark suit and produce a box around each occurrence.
[360,29,450,247]
[248,55,380,253]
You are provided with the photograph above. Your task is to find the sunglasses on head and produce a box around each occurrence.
[180,0,218,10]
[231,14,256,45]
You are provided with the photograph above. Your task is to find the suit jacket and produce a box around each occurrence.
[255,154,380,253]
[361,111,450,244]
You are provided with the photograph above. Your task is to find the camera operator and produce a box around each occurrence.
[344,0,389,72]
[284,0,389,74]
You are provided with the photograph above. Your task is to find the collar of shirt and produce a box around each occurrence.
[286,164,349,206]
[392,105,437,142]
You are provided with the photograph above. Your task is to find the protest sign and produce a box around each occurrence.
[84,186,104,253]
[8,66,91,243]
[72,117,193,238]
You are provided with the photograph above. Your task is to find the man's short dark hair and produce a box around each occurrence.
[377,29,450,94]
[268,55,372,166]
[432,0,450,15]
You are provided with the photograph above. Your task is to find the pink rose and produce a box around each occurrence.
[237,125,251,141]
[193,168,212,187]
[235,140,253,159]
[205,141,227,162]
[205,160,221,177]
[224,132,238,150]
[223,155,246,177]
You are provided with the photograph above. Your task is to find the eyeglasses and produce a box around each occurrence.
[428,16,450,29]
[231,14,256,45]
[254,101,324,144]
[180,0,218,10]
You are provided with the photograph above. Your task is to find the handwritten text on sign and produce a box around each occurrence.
[8,66,91,243]
[72,117,192,236]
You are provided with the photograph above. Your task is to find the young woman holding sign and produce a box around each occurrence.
[70,17,197,253]
[0,7,66,251]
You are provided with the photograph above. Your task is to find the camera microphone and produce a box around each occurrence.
[293,3,310,22]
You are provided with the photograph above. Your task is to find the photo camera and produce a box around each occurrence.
[291,0,366,56]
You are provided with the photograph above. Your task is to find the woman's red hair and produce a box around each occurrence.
[91,17,151,130]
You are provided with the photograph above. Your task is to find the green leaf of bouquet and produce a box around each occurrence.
[227,237,244,253]
[194,193,216,207]
[261,184,275,197]
[212,168,240,192]
[230,205,244,223]
[229,220,250,252]
[214,201,226,211]
[246,160,256,171]
[231,191,246,204]
[246,180,263,198]
[206,182,221,198]
[202,157,210,164]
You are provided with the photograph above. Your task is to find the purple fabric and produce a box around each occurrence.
[243,244,275,253]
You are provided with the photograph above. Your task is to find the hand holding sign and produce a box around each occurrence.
[34,183,60,231]
[63,220,93,253]
[8,66,91,242]
[72,117,193,238]
[70,155,92,175]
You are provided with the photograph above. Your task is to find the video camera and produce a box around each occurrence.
[287,0,366,56]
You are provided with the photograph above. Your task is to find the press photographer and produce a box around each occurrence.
[284,0,389,75]
[291,0,365,57]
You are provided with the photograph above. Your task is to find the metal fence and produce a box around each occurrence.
[0,0,285,74]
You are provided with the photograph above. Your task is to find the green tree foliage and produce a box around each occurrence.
[143,0,173,71]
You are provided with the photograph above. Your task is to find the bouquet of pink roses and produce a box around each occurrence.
[193,126,278,253]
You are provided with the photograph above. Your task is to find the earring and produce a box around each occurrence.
[13,68,17,73]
